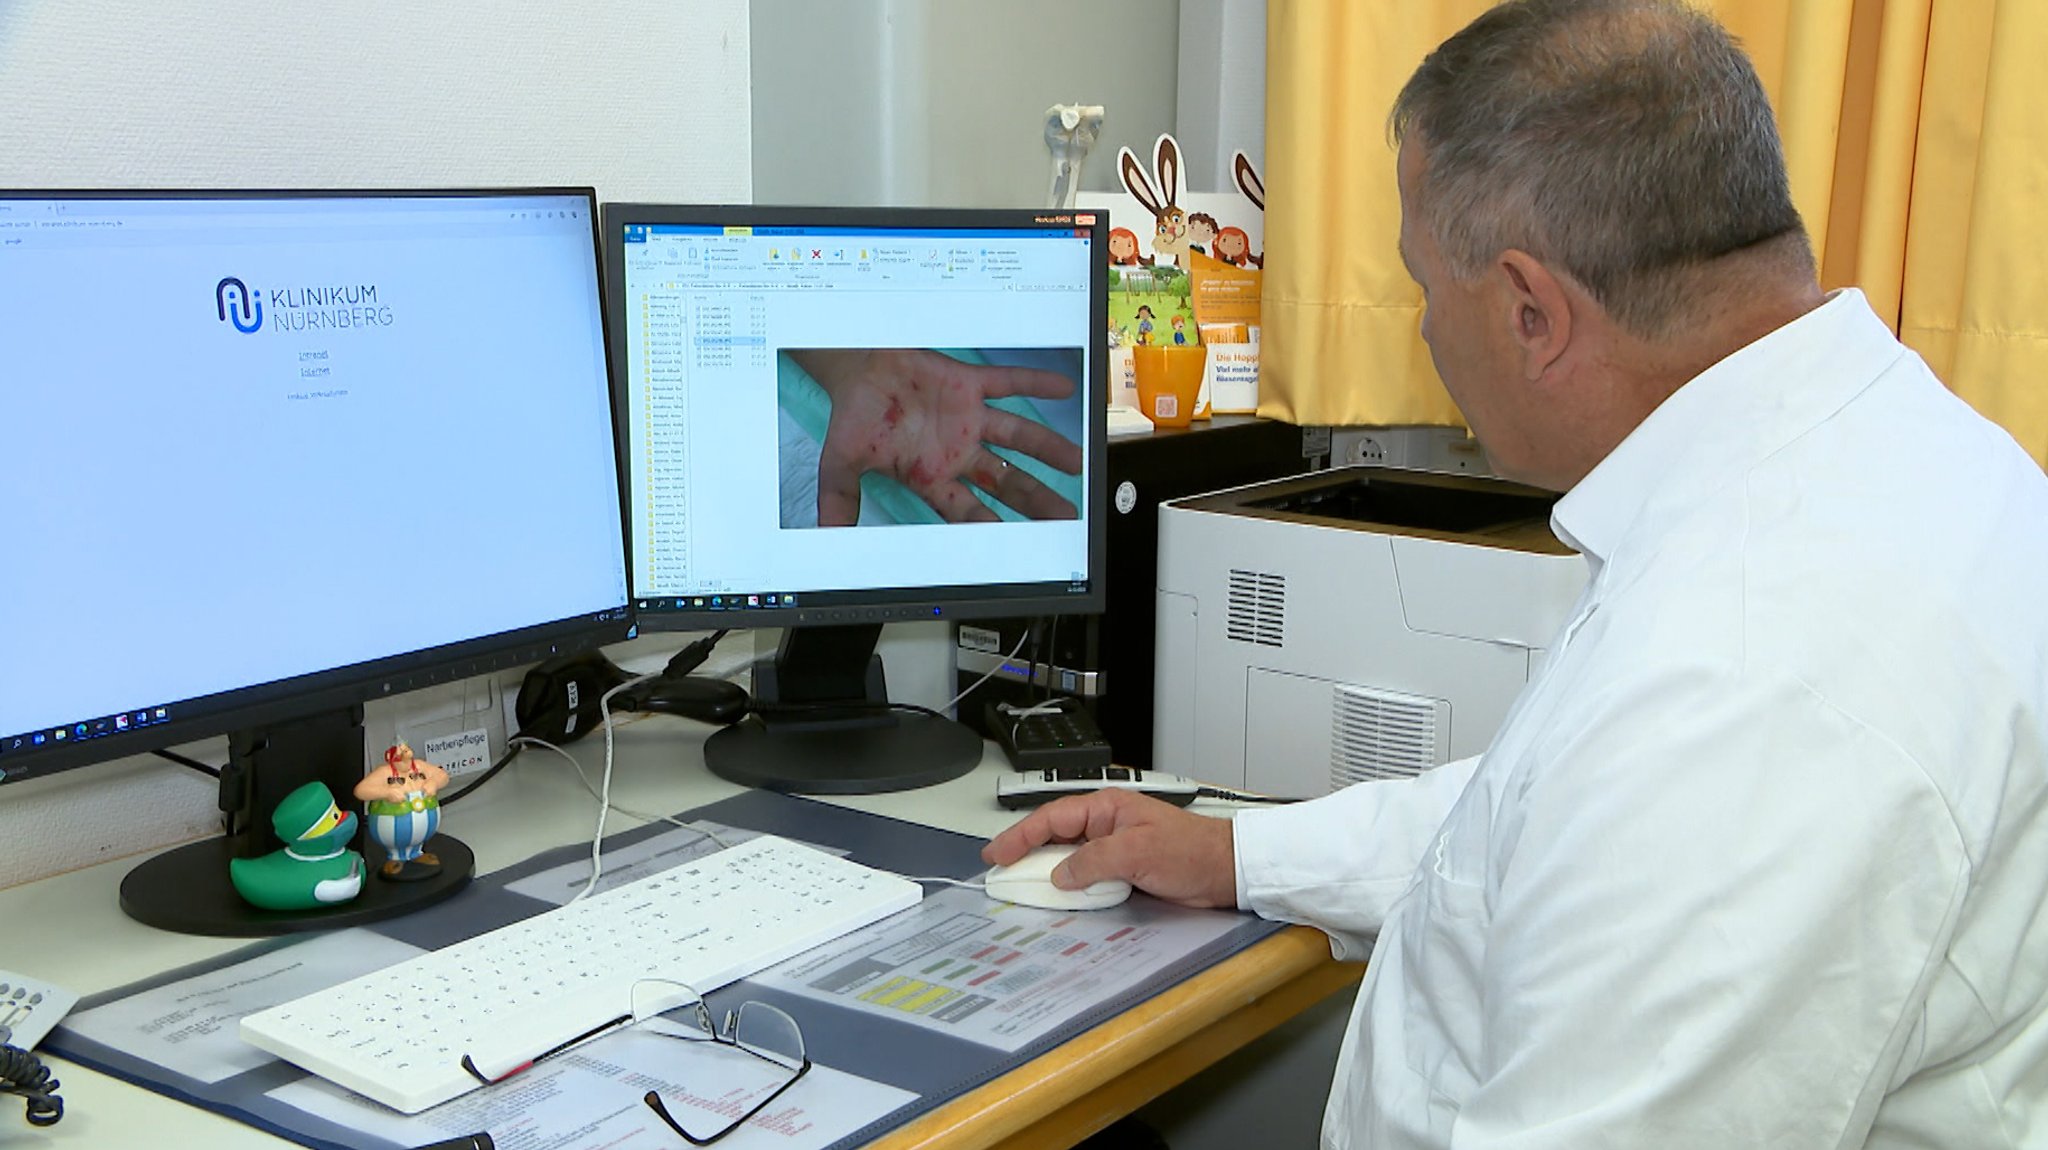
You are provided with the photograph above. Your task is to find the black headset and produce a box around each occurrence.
[512,652,631,743]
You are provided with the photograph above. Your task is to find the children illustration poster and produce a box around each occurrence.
[1096,135,1264,414]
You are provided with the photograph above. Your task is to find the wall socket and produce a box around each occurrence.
[1346,435,1386,465]
[1330,426,1494,478]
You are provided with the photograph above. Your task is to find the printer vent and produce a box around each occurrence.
[1224,570,1285,647]
[1329,685,1449,787]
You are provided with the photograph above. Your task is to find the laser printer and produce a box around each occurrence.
[1153,466,1588,797]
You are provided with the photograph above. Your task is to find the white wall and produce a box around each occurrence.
[1175,0,1268,191]
[750,0,1183,207]
[0,1,751,201]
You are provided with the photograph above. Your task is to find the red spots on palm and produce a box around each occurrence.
[804,347,1080,524]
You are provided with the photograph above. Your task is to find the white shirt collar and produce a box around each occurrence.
[1551,288,1904,568]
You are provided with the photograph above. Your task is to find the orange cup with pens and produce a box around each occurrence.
[1131,344,1207,429]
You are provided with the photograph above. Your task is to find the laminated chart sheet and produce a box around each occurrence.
[753,887,1244,1052]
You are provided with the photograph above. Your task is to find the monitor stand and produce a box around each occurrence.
[704,623,983,795]
[118,706,472,937]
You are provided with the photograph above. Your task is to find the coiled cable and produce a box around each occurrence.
[0,1044,62,1126]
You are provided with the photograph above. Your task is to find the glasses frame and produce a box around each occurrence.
[639,991,813,1146]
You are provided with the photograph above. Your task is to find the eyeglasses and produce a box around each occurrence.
[634,981,812,1146]
[457,979,810,1148]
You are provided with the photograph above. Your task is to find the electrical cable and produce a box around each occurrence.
[1194,786,1300,805]
[1027,618,1049,701]
[508,735,734,851]
[504,633,740,901]
[436,743,524,808]
[938,628,1033,715]
[569,670,661,902]
[991,697,1079,749]
[747,699,950,723]
[1042,615,1061,700]
[152,749,221,778]
[661,630,729,679]
[0,1044,61,1127]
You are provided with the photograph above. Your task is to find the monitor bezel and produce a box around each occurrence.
[600,202,1110,633]
[0,186,634,784]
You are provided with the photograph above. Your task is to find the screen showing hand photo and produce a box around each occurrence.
[777,347,1086,529]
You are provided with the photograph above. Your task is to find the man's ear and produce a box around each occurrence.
[1498,250,1572,381]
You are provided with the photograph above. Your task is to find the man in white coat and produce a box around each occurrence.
[985,1,2048,1146]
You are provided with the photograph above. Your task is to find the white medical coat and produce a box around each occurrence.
[1234,290,2048,1148]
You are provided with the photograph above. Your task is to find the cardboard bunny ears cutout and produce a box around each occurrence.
[1113,135,1264,271]
[1120,136,1190,269]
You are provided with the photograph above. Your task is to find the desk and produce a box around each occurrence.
[0,721,1359,1148]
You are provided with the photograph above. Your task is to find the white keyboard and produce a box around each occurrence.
[240,834,920,1114]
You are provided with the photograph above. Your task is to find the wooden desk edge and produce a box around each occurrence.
[868,924,1361,1150]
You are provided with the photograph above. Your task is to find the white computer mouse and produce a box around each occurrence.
[983,843,1133,911]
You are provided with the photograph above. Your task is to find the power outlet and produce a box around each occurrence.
[1346,435,1387,466]
[1333,427,1414,469]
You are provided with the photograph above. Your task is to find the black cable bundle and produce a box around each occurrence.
[0,1044,62,1126]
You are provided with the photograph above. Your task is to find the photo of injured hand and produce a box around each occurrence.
[779,347,1086,528]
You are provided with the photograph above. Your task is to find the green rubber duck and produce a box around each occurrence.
[228,781,367,911]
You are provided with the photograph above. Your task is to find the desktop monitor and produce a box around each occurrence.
[0,189,633,935]
[603,204,1108,794]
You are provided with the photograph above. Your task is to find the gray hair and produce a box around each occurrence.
[1389,0,1811,336]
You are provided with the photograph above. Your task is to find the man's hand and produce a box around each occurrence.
[982,789,1238,909]
[792,349,1084,526]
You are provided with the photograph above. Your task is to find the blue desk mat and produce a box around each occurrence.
[48,789,1285,1150]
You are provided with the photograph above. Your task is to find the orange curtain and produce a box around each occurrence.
[1892,0,2048,464]
[1259,1,1490,428]
[1262,0,2047,467]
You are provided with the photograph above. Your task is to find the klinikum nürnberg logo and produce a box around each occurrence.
[217,277,262,333]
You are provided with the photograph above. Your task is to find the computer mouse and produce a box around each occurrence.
[983,843,1132,911]
[630,676,750,725]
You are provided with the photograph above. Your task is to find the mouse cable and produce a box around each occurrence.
[908,875,987,890]
[0,1044,62,1127]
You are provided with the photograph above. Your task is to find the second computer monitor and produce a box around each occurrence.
[604,205,1108,792]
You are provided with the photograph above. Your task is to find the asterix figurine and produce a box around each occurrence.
[354,742,451,881]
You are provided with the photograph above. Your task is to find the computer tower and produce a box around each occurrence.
[958,415,1319,767]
